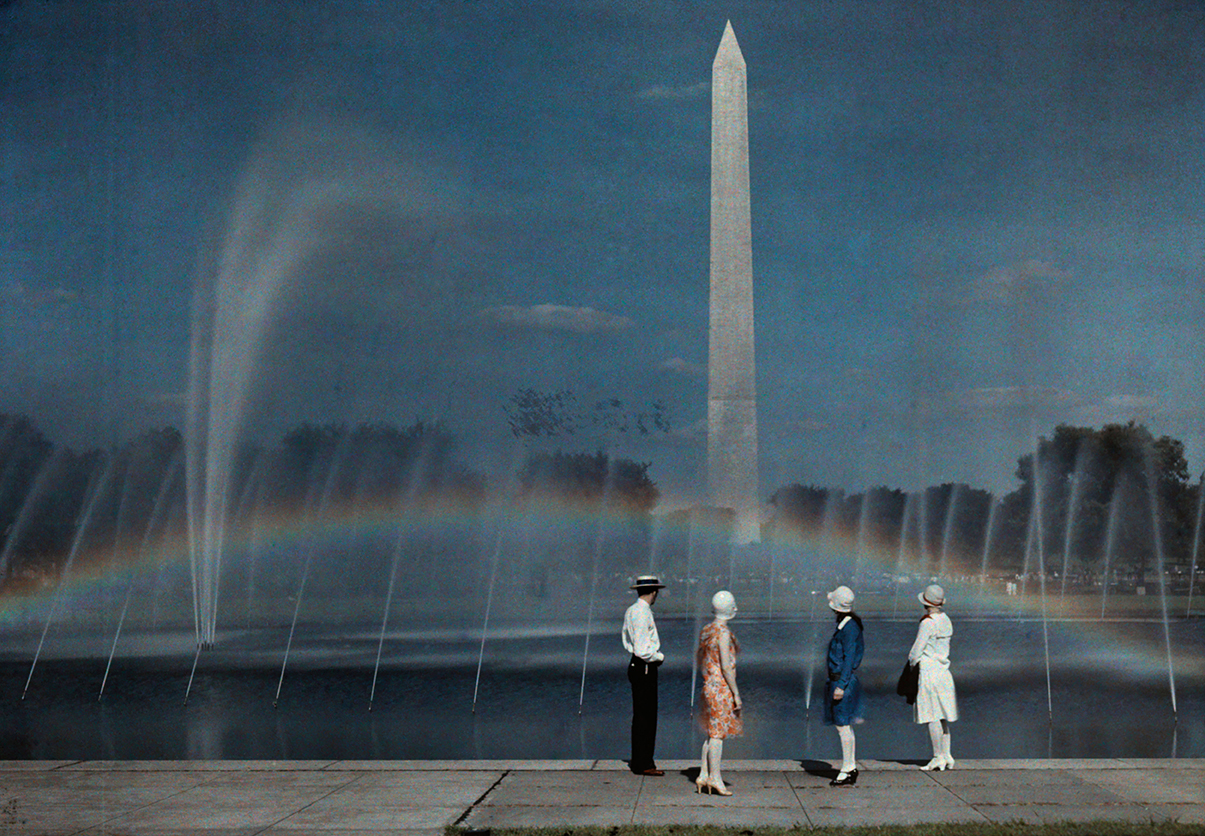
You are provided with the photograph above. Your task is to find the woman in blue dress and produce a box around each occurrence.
[823,585,864,786]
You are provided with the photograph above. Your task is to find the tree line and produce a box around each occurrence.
[766,422,1203,587]
[0,414,659,594]
[6,412,1198,594]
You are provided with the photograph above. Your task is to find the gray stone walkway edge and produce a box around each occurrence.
[3,758,1204,770]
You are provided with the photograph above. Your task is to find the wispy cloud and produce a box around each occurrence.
[1,281,78,306]
[1101,394,1162,412]
[953,386,1079,409]
[636,81,708,101]
[481,304,633,334]
[659,356,706,377]
[968,260,1071,305]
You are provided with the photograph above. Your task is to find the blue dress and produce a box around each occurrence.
[822,614,864,726]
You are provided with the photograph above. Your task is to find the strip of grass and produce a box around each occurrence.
[450,823,1204,836]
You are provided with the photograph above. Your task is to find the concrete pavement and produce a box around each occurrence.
[0,759,1203,835]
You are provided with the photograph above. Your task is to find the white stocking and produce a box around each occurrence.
[837,725,856,773]
[699,739,710,781]
[928,720,944,759]
[940,719,952,761]
[707,738,724,787]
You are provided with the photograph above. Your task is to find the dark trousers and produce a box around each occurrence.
[628,655,658,771]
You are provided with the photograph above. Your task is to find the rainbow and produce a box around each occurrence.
[0,492,1199,689]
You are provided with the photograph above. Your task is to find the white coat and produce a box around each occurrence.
[908,611,958,723]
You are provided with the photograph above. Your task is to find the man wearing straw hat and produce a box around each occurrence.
[622,575,666,775]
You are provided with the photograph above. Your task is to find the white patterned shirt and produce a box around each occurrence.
[622,598,663,662]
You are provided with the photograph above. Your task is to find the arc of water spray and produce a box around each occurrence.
[917,489,931,577]
[471,444,527,713]
[855,492,870,580]
[183,642,203,706]
[687,507,699,708]
[1060,471,1078,599]
[106,459,136,616]
[243,456,271,631]
[578,454,616,713]
[939,484,962,579]
[0,449,67,589]
[187,218,306,649]
[893,493,915,620]
[1144,450,1177,719]
[768,545,776,620]
[100,453,184,701]
[1019,500,1036,621]
[23,457,116,700]
[804,589,818,712]
[369,522,407,711]
[1032,448,1053,723]
[1101,486,1122,619]
[186,160,379,650]
[1061,443,1091,599]
[470,514,505,714]
[647,512,661,575]
[979,495,999,598]
[186,449,271,708]
[273,436,352,708]
[1187,471,1204,618]
[370,443,435,710]
[152,500,185,632]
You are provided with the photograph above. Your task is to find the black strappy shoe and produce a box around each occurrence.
[830,768,858,787]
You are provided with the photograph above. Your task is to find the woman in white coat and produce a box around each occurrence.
[908,584,957,770]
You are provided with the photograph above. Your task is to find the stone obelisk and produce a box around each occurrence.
[708,21,760,544]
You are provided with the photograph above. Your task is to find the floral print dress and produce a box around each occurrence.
[698,621,742,738]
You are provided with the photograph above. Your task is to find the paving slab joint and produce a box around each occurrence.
[451,769,511,827]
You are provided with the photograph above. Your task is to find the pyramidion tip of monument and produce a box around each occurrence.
[715,20,744,65]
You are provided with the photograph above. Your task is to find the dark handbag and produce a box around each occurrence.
[896,661,919,705]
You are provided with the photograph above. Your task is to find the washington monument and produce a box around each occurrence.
[708,21,760,544]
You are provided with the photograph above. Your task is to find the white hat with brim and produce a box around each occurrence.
[631,575,666,591]
[919,584,945,607]
[827,585,854,613]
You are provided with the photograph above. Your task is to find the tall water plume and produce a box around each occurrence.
[186,125,445,647]
[1189,471,1204,618]
[23,456,116,699]
[854,491,870,578]
[0,449,67,588]
[1032,446,1053,720]
[939,483,963,578]
[1060,440,1092,598]
[893,492,916,618]
[1143,444,1178,717]
[99,452,183,700]
[1101,484,1122,618]
[979,494,999,589]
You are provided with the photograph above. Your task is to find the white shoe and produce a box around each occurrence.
[920,757,948,772]
[944,756,956,770]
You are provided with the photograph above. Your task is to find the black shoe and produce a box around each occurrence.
[830,769,858,787]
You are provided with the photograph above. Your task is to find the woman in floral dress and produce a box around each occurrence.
[696,590,741,796]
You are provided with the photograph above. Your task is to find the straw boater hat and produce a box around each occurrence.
[630,575,666,591]
[827,585,854,613]
[918,584,946,608]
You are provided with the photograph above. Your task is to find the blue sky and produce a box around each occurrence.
[3,0,1204,504]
